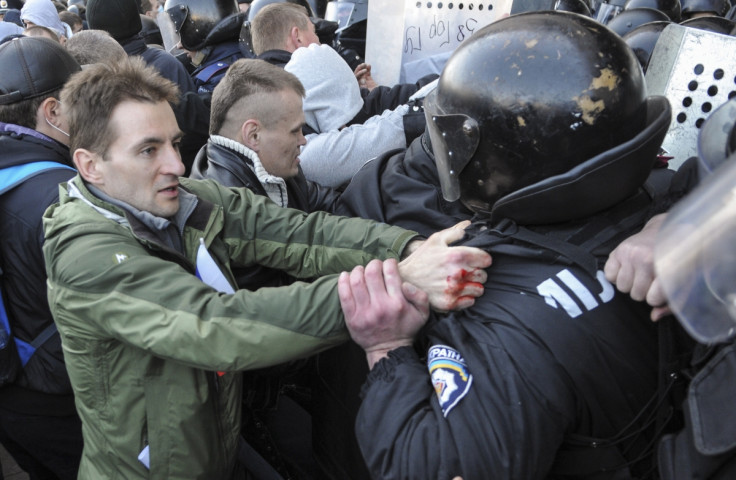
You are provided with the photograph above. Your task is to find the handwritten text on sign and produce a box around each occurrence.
[402,2,500,59]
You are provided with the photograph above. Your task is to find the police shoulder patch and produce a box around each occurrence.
[427,344,473,417]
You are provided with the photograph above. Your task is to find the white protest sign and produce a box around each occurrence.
[366,0,513,85]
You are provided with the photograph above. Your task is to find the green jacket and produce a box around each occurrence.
[42,176,417,479]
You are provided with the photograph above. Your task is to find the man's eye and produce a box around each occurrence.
[141,147,155,156]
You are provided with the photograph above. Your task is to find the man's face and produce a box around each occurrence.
[255,89,307,179]
[142,0,157,17]
[93,100,185,218]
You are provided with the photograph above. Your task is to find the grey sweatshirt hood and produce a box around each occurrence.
[285,44,363,133]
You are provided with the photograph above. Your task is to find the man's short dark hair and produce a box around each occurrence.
[59,10,83,30]
[23,25,61,42]
[209,58,305,136]
[61,56,180,156]
[0,90,59,129]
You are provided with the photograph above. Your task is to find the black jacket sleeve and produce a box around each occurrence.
[355,330,575,480]
[350,74,439,126]
[354,226,660,479]
[302,176,341,214]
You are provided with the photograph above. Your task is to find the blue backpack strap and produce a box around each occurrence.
[15,323,58,366]
[0,161,75,195]
[0,161,72,367]
[194,61,231,84]
[0,288,12,349]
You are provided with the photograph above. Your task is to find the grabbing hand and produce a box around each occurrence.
[339,259,430,369]
[604,213,671,320]
[647,278,672,321]
[354,62,378,91]
[398,220,492,312]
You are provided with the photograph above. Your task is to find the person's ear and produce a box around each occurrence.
[288,25,301,48]
[73,148,103,185]
[38,97,62,128]
[44,97,61,118]
[241,119,260,151]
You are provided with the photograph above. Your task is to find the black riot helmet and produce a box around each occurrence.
[622,20,672,72]
[163,0,240,50]
[554,0,593,16]
[325,0,367,56]
[680,15,736,32]
[728,3,736,18]
[606,7,670,36]
[593,0,627,23]
[681,0,731,17]
[424,11,672,224]
[625,0,681,20]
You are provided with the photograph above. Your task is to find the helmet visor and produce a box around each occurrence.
[595,2,625,23]
[325,2,354,30]
[157,9,183,53]
[654,157,736,344]
[423,88,480,202]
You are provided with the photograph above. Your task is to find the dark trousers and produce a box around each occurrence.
[0,407,82,480]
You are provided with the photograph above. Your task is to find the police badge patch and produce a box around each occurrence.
[428,345,473,417]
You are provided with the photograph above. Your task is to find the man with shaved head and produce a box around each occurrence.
[190,58,340,260]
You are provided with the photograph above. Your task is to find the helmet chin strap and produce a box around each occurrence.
[46,117,70,137]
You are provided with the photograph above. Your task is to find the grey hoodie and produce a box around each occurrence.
[286,44,408,188]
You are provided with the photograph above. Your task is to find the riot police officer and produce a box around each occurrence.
[340,11,676,479]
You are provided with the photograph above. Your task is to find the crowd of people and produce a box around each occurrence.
[0,0,735,479]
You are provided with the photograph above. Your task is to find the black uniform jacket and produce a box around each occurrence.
[658,341,736,479]
[356,213,661,480]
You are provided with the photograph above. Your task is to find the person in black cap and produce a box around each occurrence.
[0,36,83,480]
[86,0,210,174]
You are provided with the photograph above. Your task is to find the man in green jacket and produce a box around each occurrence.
[42,57,491,479]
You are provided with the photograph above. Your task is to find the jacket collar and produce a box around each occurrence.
[121,35,147,56]
[256,49,292,68]
[0,122,72,170]
[209,135,289,207]
[68,176,209,257]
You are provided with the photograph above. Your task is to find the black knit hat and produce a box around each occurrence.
[0,36,81,105]
[87,0,143,41]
